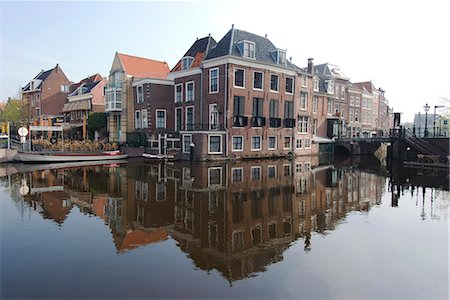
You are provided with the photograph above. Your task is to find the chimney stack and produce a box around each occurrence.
[289,57,292,63]
[307,58,314,75]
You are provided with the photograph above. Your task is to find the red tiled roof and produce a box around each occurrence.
[117,53,170,79]
[116,229,168,252]
[171,52,205,72]
[71,73,103,91]
[353,81,374,93]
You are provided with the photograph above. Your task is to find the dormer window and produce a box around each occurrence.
[238,41,255,59]
[277,50,286,65]
[326,80,334,94]
[182,56,194,70]
[313,77,319,92]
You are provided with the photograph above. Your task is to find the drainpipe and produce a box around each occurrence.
[224,63,229,158]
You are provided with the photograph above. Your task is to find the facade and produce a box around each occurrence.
[171,26,319,161]
[62,74,107,139]
[105,52,170,142]
[21,64,71,126]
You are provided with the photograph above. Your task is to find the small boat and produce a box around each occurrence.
[18,150,128,163]
[142,153,175,160]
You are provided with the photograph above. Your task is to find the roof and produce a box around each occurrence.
[353,81,376,93]
[71,73,103,91]
[314,63,349,80]
[68,81,101,97]
[117,53,170,79]
[171,36,217,72]
[205,27,297,70]
[22,67,55,91]
[115,229,168,253]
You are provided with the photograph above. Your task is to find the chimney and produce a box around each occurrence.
[231,24,234,29]
[265,34,267,39]
[289,57,292,63]
[307,58,314,75]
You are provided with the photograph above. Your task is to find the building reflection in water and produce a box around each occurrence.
[10,158,399,282]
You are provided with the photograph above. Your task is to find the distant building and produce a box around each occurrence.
[21,64,71,126]
[413,113,439,137]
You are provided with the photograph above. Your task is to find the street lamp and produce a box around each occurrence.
[433,105,445,137]
[423,103,430,137]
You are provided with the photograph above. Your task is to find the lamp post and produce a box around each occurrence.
[423,103,430,137]
[433,105,445,137]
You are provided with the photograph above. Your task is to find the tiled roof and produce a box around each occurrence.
[117,53,170,79]
[171,36,217,72]
[353,81,375,93]
[22,67,55,91]
[315,63,348,80]
[206,27,297,70]
[71,73,103,91]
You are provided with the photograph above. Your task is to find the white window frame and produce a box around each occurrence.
[137,85,144,103]
[182,134,192,153]
[296,138,302,149]
[155,109,166,129]
[301,76,307,88]
[175,83,183,103]
[208,134,223,154]
[300,92,307,110]
[283,136,292,150]
[327,98,333,115]
[270,74,279,92]
[267,165,277,179]
[251,135,262,151]
[209,68,219,94]
[208,167,223,187]
[233,67,245,88]
[185,81,195,102]
[268,136,277,150]
[185,106,194,130]
[304,138,311,149]
[231,167,244,183]
[232,135,244,152]
[253,71,264,90]
[285,76,294,94]
[182,56,194,70]
[313,96,318,114]
[134,110,141,129]
[243,41,256,59]
[141,109,148,128]
[175,107,183,130]
[313,77,319,91]
[250,166,261,181]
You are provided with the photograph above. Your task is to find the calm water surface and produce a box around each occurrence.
[1,159,448,299]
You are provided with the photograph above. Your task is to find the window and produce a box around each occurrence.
[298,116,309,133]
[232,168,243,182]
[251,166,261,181]
[251,136,261,151]
[234,68,245,88]
[313,77,319,91]
[186,82,194,102]
[356,97,360,107]
[141,109,148,128]
[61,85,69,92]
[233,96,244,116]
[253,71,263,90]
[296,163,302,173]
[277,50,286,65]
[284,137,291,149]
[268,136,277,150]
[268,165,277,178]
[296,138,302,149]
[285,77,294,94]
[156,110,166,129]
[312,119,317,135]
[327,98,333,115]
[283,164,291,176]
[186,106,194,130]
[340,86,345,99]
[270,74,279,92]
[135,110,141,129]
[350,96,354,106]
[208,135,222,154]
[137,86,144,103]
[284,101,294,119]
[209,68,219,93]
[362,99,367,109]
[300,92,307,110]
[355,110,359,122]
[252,98,263,117]
[305,138,311,148]
[175,108,182,131]
[243,41,255,59]
[183,134,192,153]
[156,182,166,201]
[113,72,121,85]
[350,108,354,122]
[302,76,307,88]
[304,162,311,172]
[269,99,279,118]
[175,84,182,103]
[182,57,194,70]
[232,136,244,151]
[313,96,318,113]
[327,81,334,94]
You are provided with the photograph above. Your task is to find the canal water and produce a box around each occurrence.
[1,159,448,299]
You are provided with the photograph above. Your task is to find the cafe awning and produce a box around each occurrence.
[62,99,91,112]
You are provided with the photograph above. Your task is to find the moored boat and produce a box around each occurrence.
[18,150,128,163]
[142,153,175,160]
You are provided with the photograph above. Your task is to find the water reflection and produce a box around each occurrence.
[4,158,448,283]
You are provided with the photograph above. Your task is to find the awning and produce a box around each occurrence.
[62,99,91,112]
[60,123,83,129]
[312,136,335,143]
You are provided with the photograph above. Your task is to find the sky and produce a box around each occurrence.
[1,0,449,122]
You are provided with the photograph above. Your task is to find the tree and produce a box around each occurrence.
[0,98,33,137]
[87,112,107,140]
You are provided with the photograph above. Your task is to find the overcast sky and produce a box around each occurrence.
[1,0,449,122]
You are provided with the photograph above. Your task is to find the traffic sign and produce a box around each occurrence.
[18,127,28,137]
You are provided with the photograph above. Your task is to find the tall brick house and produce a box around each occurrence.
[21,64,71,125]
[105,52,170,142]
[171,26,320,161]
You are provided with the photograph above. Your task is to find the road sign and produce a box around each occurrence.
[18,127,28,137]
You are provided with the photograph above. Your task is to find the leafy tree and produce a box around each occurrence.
[87,112,107,140]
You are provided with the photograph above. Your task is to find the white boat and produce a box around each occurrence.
[18,151,128,163]
[142,153,175,160]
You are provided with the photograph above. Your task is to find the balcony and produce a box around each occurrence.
[181,124,226,132]
[105,90,122,112]
[105,82,122,91]
[284,118,296,128]
[251,116,266,127]
[269,118,282,128]
[232,116,248,127]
